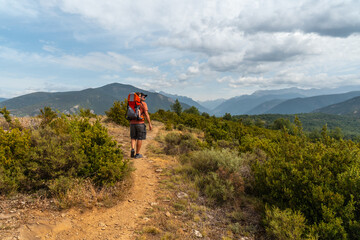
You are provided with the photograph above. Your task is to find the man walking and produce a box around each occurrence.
[130,92,152,158]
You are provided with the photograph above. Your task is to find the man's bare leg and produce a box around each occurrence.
[136,140,142,154]
[131,139,136,150]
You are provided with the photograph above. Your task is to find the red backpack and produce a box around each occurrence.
[126,92,144,120]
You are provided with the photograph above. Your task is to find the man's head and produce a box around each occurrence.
[140,92,147,101]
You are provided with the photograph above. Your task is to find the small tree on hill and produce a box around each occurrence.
[223,113,232,121]
[171,99,182,116]
[0,107,12,125]
[38,106,57,127]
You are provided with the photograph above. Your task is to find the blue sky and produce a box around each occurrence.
[1,0,360,101]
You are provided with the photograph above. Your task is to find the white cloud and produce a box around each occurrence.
[0,74,82,98]
[130,65,159,75]
[1,0,360,99]
[52,52,135,71]
[100,74,121,80]
[42,45,61,53]
[0,46,136,72]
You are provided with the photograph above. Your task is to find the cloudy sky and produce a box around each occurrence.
[1,0,360,101]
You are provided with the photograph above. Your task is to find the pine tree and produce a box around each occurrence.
[171,99,182,116]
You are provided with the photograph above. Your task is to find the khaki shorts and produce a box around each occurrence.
[130,124,146,140]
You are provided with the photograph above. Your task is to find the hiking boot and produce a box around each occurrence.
[135,153,143,159]
[131,149,135,158]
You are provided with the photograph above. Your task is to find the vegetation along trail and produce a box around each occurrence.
[16,122,162,240]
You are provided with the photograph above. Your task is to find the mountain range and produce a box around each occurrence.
[0,83,189,116]
[0,98,6,102]
[1,83,360,117]
[265,91,360,114]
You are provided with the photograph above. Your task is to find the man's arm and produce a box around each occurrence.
[144,110,152,130]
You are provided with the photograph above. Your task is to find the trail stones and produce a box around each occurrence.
[192,229,203,238]
[98,222,106,230]
[150,202,158,206]
[155,168,163,173]
[176,192,188,199]
[0,213,16,220]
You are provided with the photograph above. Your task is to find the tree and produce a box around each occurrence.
[330,127,343,140]
[0,107,12,125]
[183,106,200,115]
[171,99,182,116]
[38,106,58,126]
[223,113,232,121]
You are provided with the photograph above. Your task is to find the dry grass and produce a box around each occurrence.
[53,178,134,209]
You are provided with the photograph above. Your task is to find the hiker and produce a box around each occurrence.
[130,92,152,158]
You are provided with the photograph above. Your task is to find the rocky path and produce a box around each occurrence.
[14,123,162,240]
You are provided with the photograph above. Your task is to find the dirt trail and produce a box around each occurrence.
[16,123,162,240]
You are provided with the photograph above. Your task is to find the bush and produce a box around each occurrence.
[152,107,360,239]
[23,125,84,191]
[105,100,129,127]
[0,113,130,198]
[252,134,360,239]
[38,106,58,127]
[0,107,12,126]
[164,132,200,155]
[79,108,97,118]
[183,149,246,204]
[165,121,173,131]
[265,205,309,240]
[183,106,200,115]
[0,127,30,194]
[0,107,23,130]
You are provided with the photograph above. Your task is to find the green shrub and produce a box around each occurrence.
[183,106,200,115]
[252,134,360,239]
[190,148,243,174]
[0,127,30,194]
[0,114,130,197]
[177,124,185,131]
[38,106,58,127]
[164,132,200,155]
[23,125,84,191]
[0,107,23,130]
[66,116,129,186]
[265,205,309,240]
[197,172,236,203]
[105,100,129,126]
[184,149,246,204]
[0,107,12,126]
[79,108,97,118]
[165,121,173,131]
[153,108,360,238]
